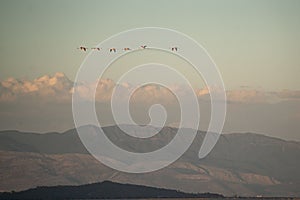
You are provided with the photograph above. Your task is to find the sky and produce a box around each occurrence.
[0,0,299,140]
[0,0,299,90]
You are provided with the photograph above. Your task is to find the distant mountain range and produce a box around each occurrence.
[0,180,223,200]
[0,125,299,197]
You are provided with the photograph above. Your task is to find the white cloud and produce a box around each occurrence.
[1,73,299,104]
[0,73,299,140]
[276,90,300,100]
[0,72,73,103]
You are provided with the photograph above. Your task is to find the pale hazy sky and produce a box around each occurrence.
[0,0,299,90]
[0,0,300,140]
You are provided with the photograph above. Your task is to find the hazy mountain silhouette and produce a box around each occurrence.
[0,125,299,196]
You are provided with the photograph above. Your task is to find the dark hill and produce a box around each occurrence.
[0,181,222,200]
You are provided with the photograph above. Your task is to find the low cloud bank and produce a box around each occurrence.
[0,73,299,141]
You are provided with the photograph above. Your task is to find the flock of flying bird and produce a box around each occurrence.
[77,45,178,52]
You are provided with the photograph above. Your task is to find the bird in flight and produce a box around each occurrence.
[77,45,180,53]
[77,46,88,51]
[91,47,101,51]
[171,47,178,51]
[109,48,117,52]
